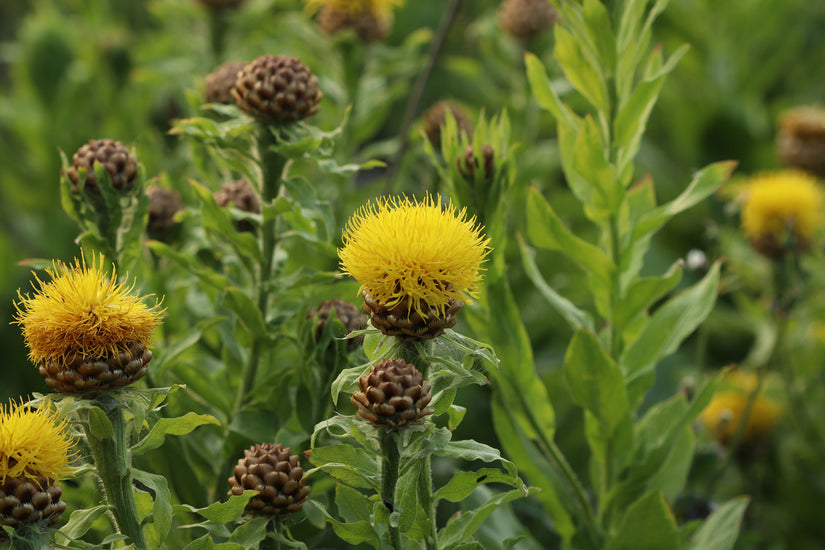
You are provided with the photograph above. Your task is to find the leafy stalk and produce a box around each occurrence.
[379,430,401,549]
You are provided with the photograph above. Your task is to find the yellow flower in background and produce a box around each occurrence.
[740,170,825,256]
[13,255,163,390]
[700,370,781,446]
[0,401,74,484]
[339,195,490,320]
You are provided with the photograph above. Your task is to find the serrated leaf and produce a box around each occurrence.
[305,444,379,490]
[132,412,220,454]
[177,491,256,523]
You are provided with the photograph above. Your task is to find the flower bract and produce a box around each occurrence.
[0,401,74,484]
[740,170,825,254]
[339,195,490,319]
[14,255,163,368]
[304,0,402,17]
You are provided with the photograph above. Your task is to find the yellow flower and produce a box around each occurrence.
[699,370,781,445]
[0,401,74,484]
[304,0,402,17]
[740,170,825,255]
[339,195,490,319]
[13,255,163,368]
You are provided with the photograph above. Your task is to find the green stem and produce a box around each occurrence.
[397,340,437,549]
[380,430,402,549]
[207,7,229,63]
[82,395,147,550]
[608,214,623,359]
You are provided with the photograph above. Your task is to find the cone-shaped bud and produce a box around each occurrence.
[318,4,392,43]
[64,139,138,195]
[457,145,495,181]
[351,359,434,428]
[422,101,472,150]
[777,106,825,178]
[363,293,463,341]
[146,186,183,239]
[498,0,558,39]
[307,299,367,350]
[214,179,261,232]
[39,341,153,393]
[205,61,247,105]
[231,55,323,124]
[227,443,310,516]
[0,475,66,531]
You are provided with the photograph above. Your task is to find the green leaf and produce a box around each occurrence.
[616,260,683,329]
[687,497,750,550]
[227,516,268,549]
[329,521,380,548]
[191,181,262,262]
[434,468,522,504]
[437,487,531,548]
[397,458,423,534]
[222,287,267,338]
[606,491,679,550]
[177,491,256,523]
[563,329,629,435]
[54,505,109,543]
[335,484,372,524]
[132,469,173,546]
[573,116,621,213]
[620,261,721,406]
[183,535,215,550]
[87,406,114,439]
[554,26,608,113]
[132,412,220,455]
[436,440,515,476]
[305,444,380,490]
[525,186,614,285]
[524,52,576,128]
[633,162,736,241]
[448,405,467,431]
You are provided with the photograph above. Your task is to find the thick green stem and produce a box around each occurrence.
[395,340,438,549]
[207,7,229,63]
[82,395,146,550]
[380,430,402,549]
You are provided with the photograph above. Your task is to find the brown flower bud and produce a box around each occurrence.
[146,186,183,238]
[421,101,473,150]
[227,443,310,516]
[317,4,392,43]
[307,299,368,350]
[351,359,434,428]
[38,342,152,393]
[0,475,66,531]
[214,179,261,232]
[457,145,495,181]
[205,61,247,105]
[362,293,463,341]
[64,139,139,195]
[777,106,825,178]
[231,55,323,124]
[499,0,559,40]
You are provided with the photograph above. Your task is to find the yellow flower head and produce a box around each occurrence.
[13,255,163,367]
[0,401,74,484]
[740,170,825,254]
[304,0,402,17]
[699,370,782,445]
[339,195,490,319]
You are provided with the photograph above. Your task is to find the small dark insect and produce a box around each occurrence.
[476,475,488,483]
[384,499,394,513]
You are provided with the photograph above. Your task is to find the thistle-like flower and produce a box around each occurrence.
[64,139,139,195]
[0,401,73,531]
[498,0,558,40]
[351,358,434,428]
[307,299,367,350]
[339,195,490,340]
[700,371,781,446]
[231,55,322,124]
[227,443,310,515]
[14,255,163,393]
[740,170,825,256]
[305,0,403,42]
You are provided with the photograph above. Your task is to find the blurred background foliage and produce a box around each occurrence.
[2,0,825,548]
